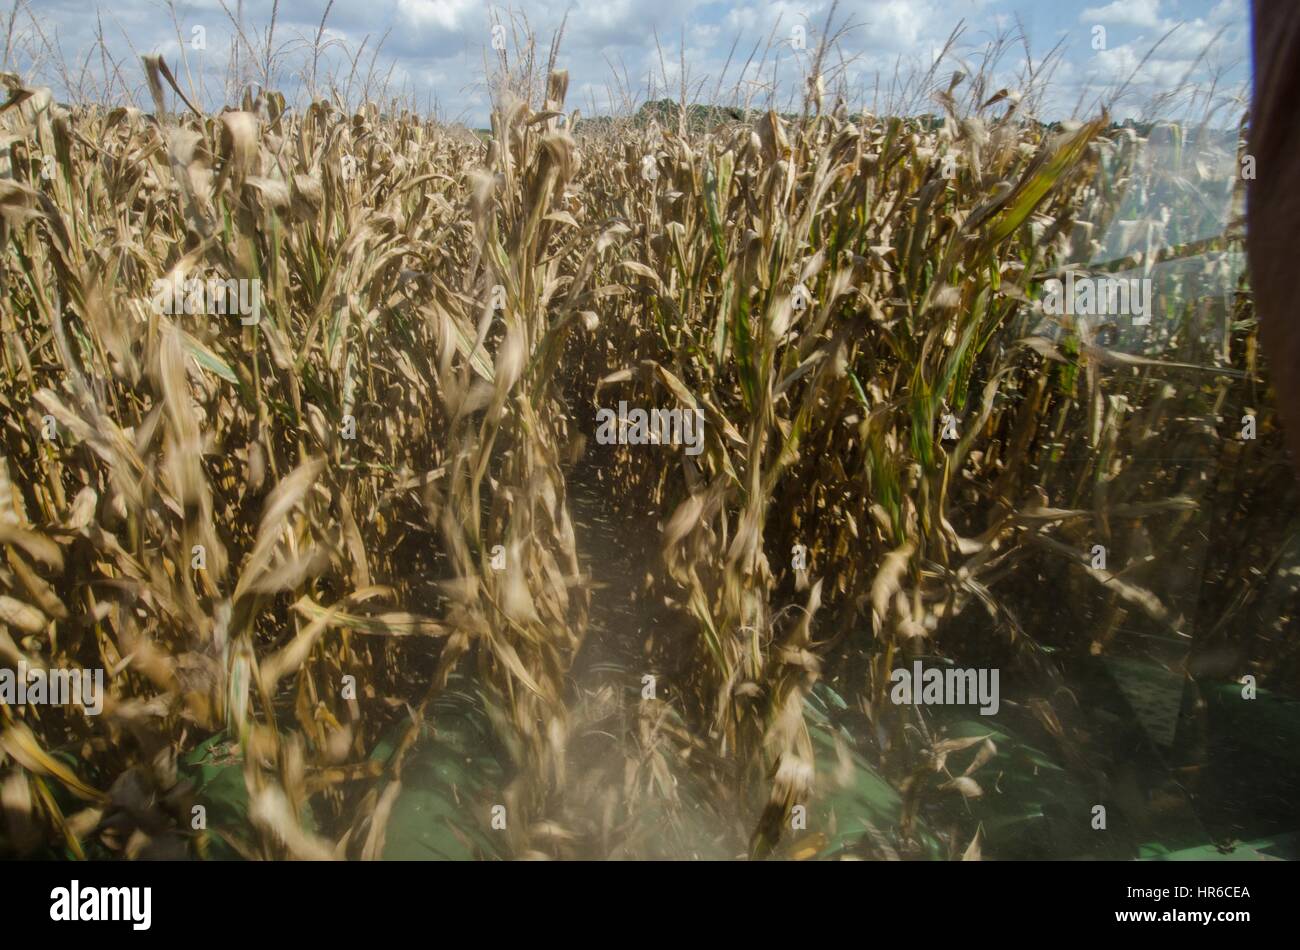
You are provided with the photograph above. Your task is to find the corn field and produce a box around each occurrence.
[0,35,1295,862]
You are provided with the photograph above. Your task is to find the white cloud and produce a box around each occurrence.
[1208,0,1247,25]
[6,0,1251,125]
[396,0,478,32]
[1080,0,1163,29]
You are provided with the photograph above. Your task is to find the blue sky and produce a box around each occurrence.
[13,0,1250,125]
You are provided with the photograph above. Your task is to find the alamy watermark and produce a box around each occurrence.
[149,274,262,324]
[890,660,999,716]
[1041,270,1152,326]
[50,881,151,930]
[595,401,704,456]
[0,661,104,715]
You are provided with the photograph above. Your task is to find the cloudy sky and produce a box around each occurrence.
[12,0,1251,125]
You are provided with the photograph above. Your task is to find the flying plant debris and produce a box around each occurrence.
[0,41,1288,864]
